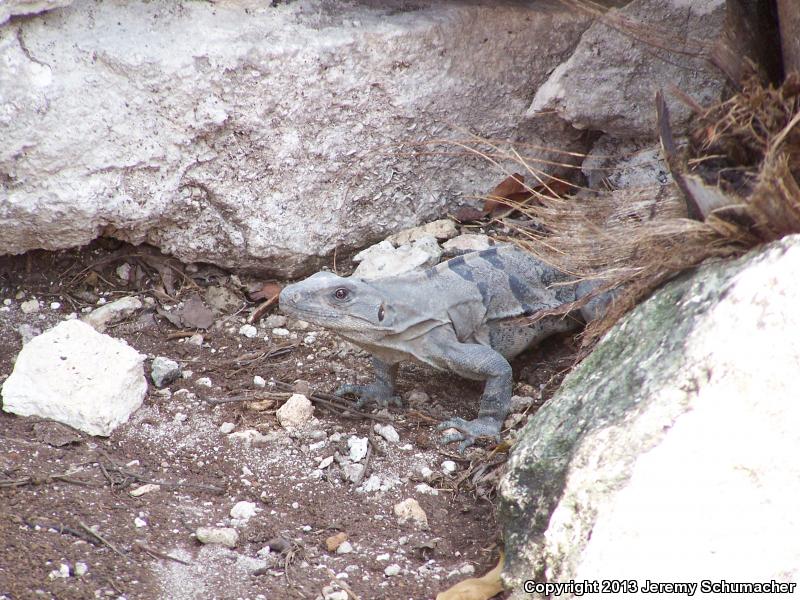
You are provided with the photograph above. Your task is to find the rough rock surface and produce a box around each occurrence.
[1,319,147,436]
[499,235,800,597]
[530,0,763,137]
[0,0,590,276]
[0,0,72,25]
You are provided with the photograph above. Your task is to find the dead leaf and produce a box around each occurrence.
[178,295,215,329]
[452,207,490,223]
[249,282,283,302]
[483,173,531,214]
[436,553,504,600]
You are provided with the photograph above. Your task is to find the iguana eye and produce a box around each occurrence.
[378,304,385,322]
[333,288,349,300]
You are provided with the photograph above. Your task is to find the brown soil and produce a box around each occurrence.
[0,241,574,600]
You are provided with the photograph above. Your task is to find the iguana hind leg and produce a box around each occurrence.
[335,357,402,408]
[435,343,513,453]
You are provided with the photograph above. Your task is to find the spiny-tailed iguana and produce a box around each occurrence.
[279,245,608,451]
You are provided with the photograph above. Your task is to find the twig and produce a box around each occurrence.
[78,521,127,558]
[134,541,191,565]
[248,293,280,324]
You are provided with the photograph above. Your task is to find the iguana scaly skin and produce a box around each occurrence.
[279,245,607,451]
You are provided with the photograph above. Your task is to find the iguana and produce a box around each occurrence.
[279,245,608,451]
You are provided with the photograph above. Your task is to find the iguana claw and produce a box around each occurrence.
[335,383,403,409]
[437,416,502,453]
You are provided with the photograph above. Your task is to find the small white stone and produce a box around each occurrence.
[96,297,107,306]
[376,553,391,561]
[116,263,132,280]
[318,456,334,469]
[253,375,266,388]
[74,562,88,577]
[173,412,187,423]
[3,299,11,306]
[129,483,160,497]
[196,526,239,548]
[415,483,439,496]
[134,517,147,528]
[384,564,402,577]
[187,333,204,346]
[348,436,369,462]
[276,394,314,429]
[441,460,457,474]
[219,422,236,434]
[196,377,213,387]
[336,541,354,554]
[373,423,400,443]
[230,501,258,521]
[50,302,61,310]
[239,324,258,338]
[393,498,429,529]
[262,314,287,328]
[460,564,476,575]
[20,298,40,314]
[49,563,71,579]
[272,327,290,337]
[419,466,434,481]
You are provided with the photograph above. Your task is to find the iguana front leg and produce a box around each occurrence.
[335,357,402,408]
[435,343,513,453]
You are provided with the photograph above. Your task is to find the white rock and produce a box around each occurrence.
[336,541,353,554]
[0,0,72,25]
[262,314,287,329]
[116,262,132,281]
[217,422,235,435]
[276,394,314,429]
[20,298,40,314]
[196,377,212,387]
[134,517,147,528]
[195,526,238,548]
[415,483,439,496]
[74,562,88,577]
[49,301,61,310]
[384,564,402,577]
[353,236,442,280]
[393,498,429,529]
[187,333,204,346]
[83,296,143,333]
[1,320,146,436]
[344,463,366,484]
[419,466,434,481]
[129,483,160,497]
[151,356,181,388]
[387,219,458,245]
[48,563,71,579]
[318,456,334,469]
[230,501,258,521]
[376,553,391,561]
[373,423,400,444]
[441,460,457,475]
[347,436,369,462]
[443,234,492,253]
[239,324,258,338]
[272,327,290,337]
[253,375,266,388]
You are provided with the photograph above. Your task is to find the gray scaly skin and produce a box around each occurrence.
[279,245,608,451]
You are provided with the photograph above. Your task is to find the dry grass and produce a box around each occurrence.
[472,74,800,349]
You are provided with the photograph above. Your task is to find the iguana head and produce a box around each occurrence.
[279,272,398,340]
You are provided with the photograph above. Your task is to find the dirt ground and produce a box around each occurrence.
[0,240,575,600]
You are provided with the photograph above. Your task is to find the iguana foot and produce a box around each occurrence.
[335,383,403,409]
[437,416,502,453]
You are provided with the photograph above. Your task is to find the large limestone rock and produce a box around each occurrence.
[499,235,800,598]
[1,319,147,436]
[531,0,766,137]
[0,0,590,276]
[0,0,72,25]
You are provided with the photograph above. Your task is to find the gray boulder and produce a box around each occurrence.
[499,235,800,597]
[0,0,590,276]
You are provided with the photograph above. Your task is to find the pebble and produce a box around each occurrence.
[262,314,287,328]
[48,563,70,579]
[272,327,290,337]
[384,564,402,577]
[253,375,266,388]
[376,553,390,561]
[318,456,334,469]
[196,377,212,387]
[325,532,348,552]
[219,422,236,434]
[151,357,181,388]
[393,498,429,529]
[239,324,258,338]
[322,588,348,600]
[3,298,11,306]
[343,463,365,483]
[230,501,258,521]
[406,390,430,406]
[173,412,187,423]
[347,436,369,462]
[276,394,314,429]
[335,540,354,554]
[50,301,61,310]
[196,526,239,548]
[373,423,400,443]
[129,483,160,497]
[116,263,132,281]
[74,562,88,577]
[441,460,457,474]
[419,466,434,481]
[187,333,204,346]
[415,483,439,496]
[134,517,147,528]
[83,296,142,332]
[20,298,40,314]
